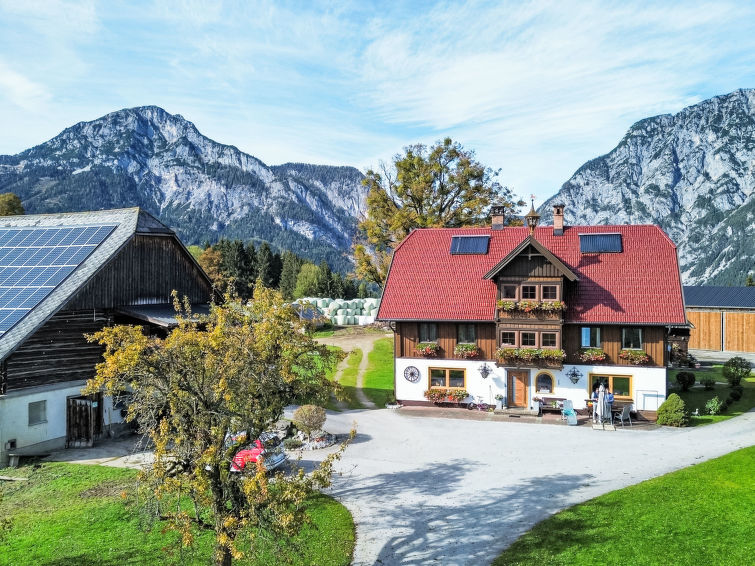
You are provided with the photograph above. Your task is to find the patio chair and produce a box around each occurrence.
[614,405,632,427]
[561,400,574,421]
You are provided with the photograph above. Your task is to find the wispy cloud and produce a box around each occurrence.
[0,1,754,200]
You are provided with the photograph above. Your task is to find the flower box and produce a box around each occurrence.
[494,348,566,368]
[423,388,469,404]
[454,343,481,359]
[579,348,607,363]
[415,342,440,357]
[619,349,650,365]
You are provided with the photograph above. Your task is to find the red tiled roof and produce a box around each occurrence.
[377,225,686,325]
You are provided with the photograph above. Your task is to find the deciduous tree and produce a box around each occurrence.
[84,287,346,566]
[355,138,521,285]
[0,193,24,216]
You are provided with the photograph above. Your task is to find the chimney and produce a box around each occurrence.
[553,204,565,236]
[491,205,506,230]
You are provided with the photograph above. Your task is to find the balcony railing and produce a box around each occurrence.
[496,300,566,321]
[494,348,566,369]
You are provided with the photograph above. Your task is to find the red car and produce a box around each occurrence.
[229,432,288,473]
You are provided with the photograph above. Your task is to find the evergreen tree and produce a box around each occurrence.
[330,272,345,299]
[257,242,275,288]
[344,277,358,299]
[747,273,754,287]
[316,260,333,297]
[279,251,303,300]
[245,242,258,282]
[271,251,283,288]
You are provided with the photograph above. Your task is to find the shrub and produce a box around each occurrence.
[675,371,696,391]
[656,393,688,427]
[283,438,303,449]
[700,378,715,391]
[722,356,752,386]
[292,404,327,440]
[729,389,743,402]
[705,396,723,415]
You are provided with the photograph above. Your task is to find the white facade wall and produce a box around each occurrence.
[0,381,124,466]
[395,357,667,411]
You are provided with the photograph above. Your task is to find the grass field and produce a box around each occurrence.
[494,446,755,566]
[668,365,755,426]
[0,462,354,566]
[363,337,394,407]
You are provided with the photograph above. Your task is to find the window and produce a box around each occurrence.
[28,400,46,426]
[419,323,438,343]
[542,285,557,300]
[457,323,476,344]
[536,373,553,393]
[501,331,516,346]
[521,332,536,346]
[581,327,601,348]
[541,333,557,348]
[590,374,632,399]
[622,328,643,350]
[522,285,537,299]
[502,285,517,299]
[430,367,466,389]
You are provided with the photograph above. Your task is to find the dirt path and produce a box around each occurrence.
[317,331,392,410]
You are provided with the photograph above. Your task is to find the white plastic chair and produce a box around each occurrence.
[615,405,632,427]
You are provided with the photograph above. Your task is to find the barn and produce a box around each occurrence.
[0,208,213,466]
[684,286,755,353]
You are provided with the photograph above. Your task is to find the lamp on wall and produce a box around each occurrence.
[479,363,492,379]
[566,366,582,384]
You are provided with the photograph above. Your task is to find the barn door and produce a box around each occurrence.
[66,396,96,448]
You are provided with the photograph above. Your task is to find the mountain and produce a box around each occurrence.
[0,106,367,272]
[540,89,755,286]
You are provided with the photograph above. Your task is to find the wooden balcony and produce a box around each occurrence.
[497,309,563,321]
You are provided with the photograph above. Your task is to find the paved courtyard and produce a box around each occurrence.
[296,407,755,565]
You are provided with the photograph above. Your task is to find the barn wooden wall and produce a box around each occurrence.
[4,311,110,391]
[65,234,213,310]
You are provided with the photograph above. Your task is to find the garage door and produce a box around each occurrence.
[687,311,722,350]
[724,312,755,352]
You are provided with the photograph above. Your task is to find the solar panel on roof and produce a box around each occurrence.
[450,235,490,255]
[579,233,622,253]
[0,224,116,337]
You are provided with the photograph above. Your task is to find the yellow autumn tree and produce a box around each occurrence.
[84,285,346,566]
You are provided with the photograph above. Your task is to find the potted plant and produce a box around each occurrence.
[415,342,440,357]
[494,393,505,410]
[448,389,469,404]
[517,300,540,312]
[579,348,607,362]
[423,388,448,403]
[539,300,566,312]
[454,343,481,358]
[619,349,650,365]
[496,300,517,311]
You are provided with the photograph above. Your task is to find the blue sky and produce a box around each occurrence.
[1,1,754,202]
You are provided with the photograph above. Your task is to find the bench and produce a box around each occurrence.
[535,397,567,415]
[7,451,50,468]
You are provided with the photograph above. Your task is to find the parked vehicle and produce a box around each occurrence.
[229,431,288,473]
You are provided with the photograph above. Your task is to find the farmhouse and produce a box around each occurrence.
[0,208,213,466]
[377,205,687,416]
[684,286,755,353]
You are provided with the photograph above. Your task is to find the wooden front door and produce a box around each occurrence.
[507,370,529,407]
[66,394,101,448]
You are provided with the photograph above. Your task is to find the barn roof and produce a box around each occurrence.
[377,224,686,325]
[683,286,755,309]
[0,208,175,361]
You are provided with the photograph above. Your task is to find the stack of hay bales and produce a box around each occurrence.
[293,297,381,326]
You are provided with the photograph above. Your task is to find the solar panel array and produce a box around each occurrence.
[579,233,623,253]
[0,225,116,336]
[450,235,490,255]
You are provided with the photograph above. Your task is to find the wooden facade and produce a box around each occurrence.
[687,308,755,353]
[65,234,213,310]
[394,321,667,368]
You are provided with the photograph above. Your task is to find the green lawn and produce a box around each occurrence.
[337,348,364,410]
[0,462,354,566]
[363,337,395,407]
[669,365,755,426]
[494,446,755,566]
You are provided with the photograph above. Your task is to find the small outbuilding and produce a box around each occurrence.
[684,286,755,353]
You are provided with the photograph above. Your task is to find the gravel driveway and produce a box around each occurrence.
[297,408,755,565]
